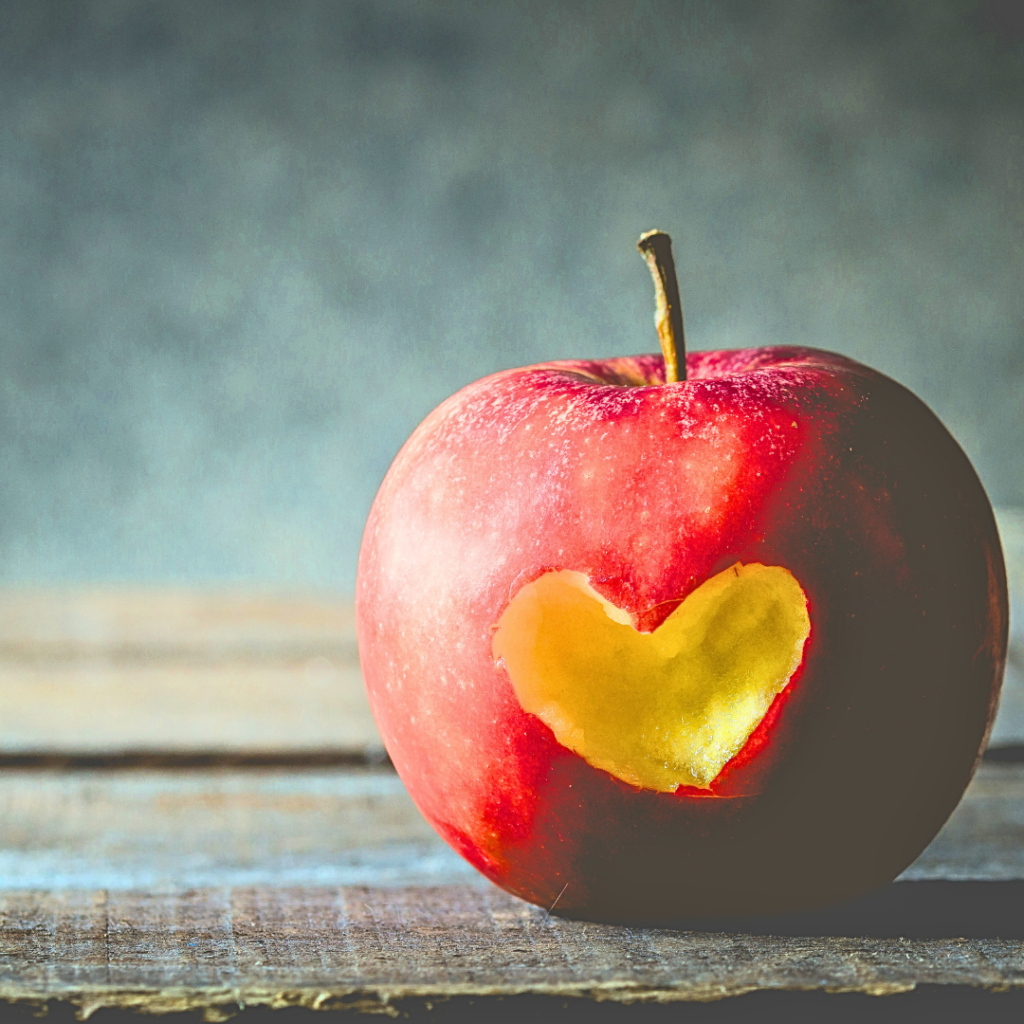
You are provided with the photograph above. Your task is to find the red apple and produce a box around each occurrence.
[356,233,1008,921]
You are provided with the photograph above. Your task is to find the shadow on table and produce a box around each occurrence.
[669,880,1024,938]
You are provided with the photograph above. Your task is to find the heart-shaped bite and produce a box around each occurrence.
[493,563,810,793]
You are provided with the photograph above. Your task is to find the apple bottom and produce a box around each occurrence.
[442,745,949,923]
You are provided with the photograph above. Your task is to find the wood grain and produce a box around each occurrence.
[0,766,475,890]
[0,589,383,756]
[0,763,1017,892]
[0,882,1022,1017]
[0,661,380,755]
[0,590,357,662]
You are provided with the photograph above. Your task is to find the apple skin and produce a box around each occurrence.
[356,347,1008,921]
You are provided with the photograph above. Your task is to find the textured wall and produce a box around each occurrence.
[1,0,1021,589]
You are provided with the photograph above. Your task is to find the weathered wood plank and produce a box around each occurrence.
[0,766,476,890]
[0,764,1017,892]
[0,883,1021,1017]
[0,765,1016,1014]
[0,661,381,755]
[231,887,357,984]
[0,590,357,662]
[106,889,237,989]
[0,890,108,990]
[0,588,382,757]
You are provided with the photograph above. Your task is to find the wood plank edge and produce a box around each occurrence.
[0,978,963,1017]
[0,749,390,770]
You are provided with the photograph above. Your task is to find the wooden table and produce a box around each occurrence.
[0,575,1020,1021]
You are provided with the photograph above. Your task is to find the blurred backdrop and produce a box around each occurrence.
[1,0,1022,590]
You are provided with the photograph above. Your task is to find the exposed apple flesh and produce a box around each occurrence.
[493,563,810,792]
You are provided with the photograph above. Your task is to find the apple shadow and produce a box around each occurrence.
[660,881,1024,939]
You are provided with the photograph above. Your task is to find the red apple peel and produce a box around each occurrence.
[356,232,1008,921]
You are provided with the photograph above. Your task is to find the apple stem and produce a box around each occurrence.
[637,230,686,383]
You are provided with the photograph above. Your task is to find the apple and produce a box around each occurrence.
[356,231,1008,921]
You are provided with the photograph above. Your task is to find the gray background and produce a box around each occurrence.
[1,0,1022,591]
